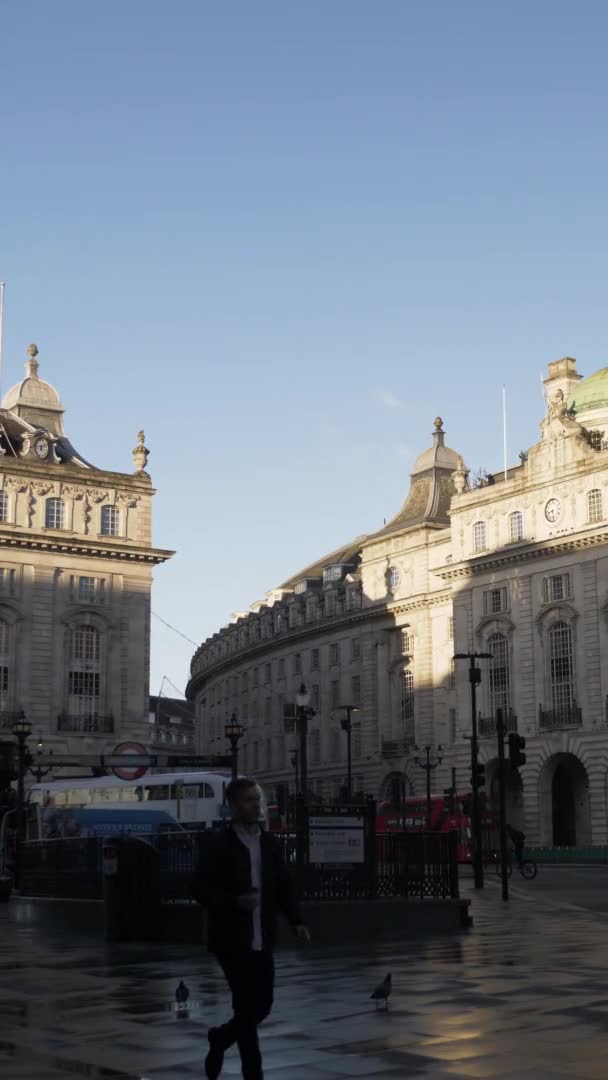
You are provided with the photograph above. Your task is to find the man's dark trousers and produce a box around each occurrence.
[213,949,274,1080]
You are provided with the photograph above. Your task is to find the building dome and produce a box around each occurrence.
[569,367,608,418]
[2,344,65,435]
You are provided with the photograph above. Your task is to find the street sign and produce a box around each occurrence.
[111,741,149,781]
[307,804,366,865]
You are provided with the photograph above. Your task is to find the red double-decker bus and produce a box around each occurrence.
[376,792,496,863]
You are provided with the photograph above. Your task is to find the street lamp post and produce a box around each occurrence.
[290,747,299,794]
[224,714,245,781]
[12,710,32,892]
[455,651,493,890]
[32,734,53,784]
[413,744,443,828]
[338,705,359,801]
[295,684,311,801]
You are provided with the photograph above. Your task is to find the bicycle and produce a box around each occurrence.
[486,850,538,880]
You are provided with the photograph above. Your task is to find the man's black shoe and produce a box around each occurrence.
[205,1027,224,1080]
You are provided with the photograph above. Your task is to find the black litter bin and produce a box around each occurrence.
[103,835,162,942]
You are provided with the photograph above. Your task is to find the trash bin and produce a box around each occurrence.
[103,836,162,942]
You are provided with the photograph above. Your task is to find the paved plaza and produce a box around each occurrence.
[1,871,608,1079]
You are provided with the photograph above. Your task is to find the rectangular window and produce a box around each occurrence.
[265,739,272,770]
[312,684,320,712]
[473,521,487,553]
[543,574,571,603]
[252,667,258,687]
[331,680,340,709]
[293,653,301,675]
[311,648,320,671]
[448,616,454,640]
[78,577,95,602]
[277,737,286,768]
[264,698,271,723]
[330,643,340,666]
[241,671,248,693]
[325,592,336,617]
[351,638,361,661]
[252,742,259,770]
[264,664,271,685]
[401,629,413,654]
[483,587,508,615]
[449,708,457,745]
[311,729,321,764]
[330,729,341,761]
[278,658,285,679]
[101,505,120,537]
[448,658,455,690]
[351,675,361,706]
[45,498,64,530]
[0,665,8,710]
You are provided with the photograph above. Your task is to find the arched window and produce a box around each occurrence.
[45,498,64,530]
[101,505,120,537]
[587,489,602,524]
[473,521,487,553]
[401,668,415,745]
[509,511,523,543]
[68,625,101,724]
[549,621,574,718]
[0,492,8,524]
[0,619,9,712]
[488,632,510,717]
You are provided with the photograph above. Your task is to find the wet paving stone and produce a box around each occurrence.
[2,878,608,1078]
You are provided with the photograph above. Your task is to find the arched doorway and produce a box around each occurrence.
[379,770,413,803]
[539,754,590,847]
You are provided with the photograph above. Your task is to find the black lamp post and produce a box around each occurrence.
[338,705,360,801]
[295,684,311,801]
[413,744,443,829]
[290,747,300,793]
[12,710,32,891]
[224,714,244,781]
[31,734,53,784]
[455,651,493,889]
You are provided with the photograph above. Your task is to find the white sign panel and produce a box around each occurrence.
[309,826,365,864]
[309,815,363,829]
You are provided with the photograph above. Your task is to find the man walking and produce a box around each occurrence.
[192,778,309,1080]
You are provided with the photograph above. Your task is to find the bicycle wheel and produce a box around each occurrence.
[520,860,537,880]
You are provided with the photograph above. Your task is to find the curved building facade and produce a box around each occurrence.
[189,356,608,847]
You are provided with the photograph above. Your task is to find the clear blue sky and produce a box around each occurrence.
[2,1,608,697]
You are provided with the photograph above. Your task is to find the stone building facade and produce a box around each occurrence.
[0,344,172,765]
[188,356,608,848]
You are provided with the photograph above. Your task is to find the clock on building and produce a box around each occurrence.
[34,438,49,460]
[545,498,561,523]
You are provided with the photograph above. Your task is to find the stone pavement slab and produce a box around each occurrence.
[1,876,608,1078]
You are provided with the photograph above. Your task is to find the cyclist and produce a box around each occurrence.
[506,823,525,868]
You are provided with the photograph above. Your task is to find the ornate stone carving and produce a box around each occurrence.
[132,430,149,472]
[117,492,139,509]
[453,456,469,494]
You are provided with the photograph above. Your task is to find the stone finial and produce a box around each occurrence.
[132,429,149,472]
[434,416,443,430]
[453,455,469,494]
[26,343,40,379]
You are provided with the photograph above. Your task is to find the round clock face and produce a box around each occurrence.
[545,498,561,523]
[34,438,49,460]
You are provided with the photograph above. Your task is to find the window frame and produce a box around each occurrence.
[45,497,65,530]
[473,520,487,553]
[100,504,121,537]
[509,510,524,544]
[587,488,603,524]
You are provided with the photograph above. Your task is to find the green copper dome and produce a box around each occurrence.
[569,367,608,415]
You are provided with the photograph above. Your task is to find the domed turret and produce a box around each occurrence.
[2,344,65,436]
[569,367,608,431]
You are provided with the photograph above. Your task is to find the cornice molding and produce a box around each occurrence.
[0,529,173,565]
[436,529,608,580]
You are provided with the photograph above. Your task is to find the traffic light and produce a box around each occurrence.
[508,733,526,768]
[470,762,485,789]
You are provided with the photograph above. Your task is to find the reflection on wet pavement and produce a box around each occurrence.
[1,878,608,1079]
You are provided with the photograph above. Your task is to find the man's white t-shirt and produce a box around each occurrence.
[233,825,263,951]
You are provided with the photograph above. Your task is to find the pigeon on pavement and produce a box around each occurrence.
[370,973,392,1010]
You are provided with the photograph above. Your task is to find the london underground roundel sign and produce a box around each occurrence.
[111,741,149,781]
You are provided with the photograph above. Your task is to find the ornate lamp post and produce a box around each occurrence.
[337,705,360,801]
[224,714,244,781]
[413,744,443,829]
[31,734,53,784]
[454,651,493,889]
[295,684,311,801]
[12,711,32,891]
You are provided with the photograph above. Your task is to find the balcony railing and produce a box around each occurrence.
[381,736,415,758]
[478,711,518,738]
[57,713,115,734]
[0,710,28,732]
[538,703,582,731]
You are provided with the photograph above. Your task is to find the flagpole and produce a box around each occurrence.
[502,385,507,481]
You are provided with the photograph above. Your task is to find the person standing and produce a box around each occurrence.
[192,777,310,1080]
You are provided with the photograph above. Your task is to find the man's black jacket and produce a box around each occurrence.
[191,826,304,953]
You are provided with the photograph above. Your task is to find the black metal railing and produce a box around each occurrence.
[56,713,115,734]
[538,703,582,730]
[478,711,518,738]
[381,736,415,758]
[19,828,459,904]
[20,837,103,899]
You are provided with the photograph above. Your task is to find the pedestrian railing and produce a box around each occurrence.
[20,836,103,899]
